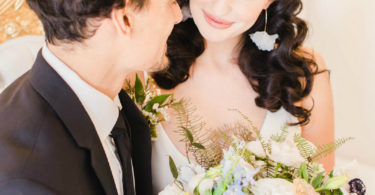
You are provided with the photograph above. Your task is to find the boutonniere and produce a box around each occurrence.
[125,74,174,141]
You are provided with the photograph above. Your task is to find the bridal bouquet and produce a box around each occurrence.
[160,108,366,195]
[161,131,365,195]
[124,74,175,140]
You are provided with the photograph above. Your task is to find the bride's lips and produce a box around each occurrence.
[203,10,234,29]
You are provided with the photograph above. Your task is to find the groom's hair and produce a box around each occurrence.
[27,0,147,44]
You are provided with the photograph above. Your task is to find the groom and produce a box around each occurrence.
[0,0,181,194]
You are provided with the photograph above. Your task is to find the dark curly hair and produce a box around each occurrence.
[27,0,147,44]
[153,0,323,125]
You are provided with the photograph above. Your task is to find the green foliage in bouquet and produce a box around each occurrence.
[295,162,348,194]
[124,74,175,140]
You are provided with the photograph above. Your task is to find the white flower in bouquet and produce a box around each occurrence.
[251,178,296,195]
[143,92,153,106]
[188,173,215,194]
[268,139,305,167]
[237,158,256,172]
[188,173,204,192]
[220,146,241,176]
[179,163,206,189]
[293,179,319,195]
[333,160,358,181]
[159,183,185,195]
[152,103,160,110]
[332,160,362,195]
[198,178,215,193]
[254,160,266,167]
[246,140,266,158]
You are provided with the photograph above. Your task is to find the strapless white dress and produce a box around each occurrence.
[151,108,301,194]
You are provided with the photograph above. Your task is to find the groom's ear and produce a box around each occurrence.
[111,8,133,39]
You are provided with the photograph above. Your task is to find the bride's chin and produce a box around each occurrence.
[200,31,232,43]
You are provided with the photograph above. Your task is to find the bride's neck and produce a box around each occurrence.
[198,36,243,70]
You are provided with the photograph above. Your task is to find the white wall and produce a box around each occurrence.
[300,0,375,192]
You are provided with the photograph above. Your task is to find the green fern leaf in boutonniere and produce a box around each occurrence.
[124,74,175,141]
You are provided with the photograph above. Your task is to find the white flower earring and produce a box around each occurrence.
[249,9,279,52]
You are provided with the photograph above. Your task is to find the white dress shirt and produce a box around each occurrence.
[42,45,124,195]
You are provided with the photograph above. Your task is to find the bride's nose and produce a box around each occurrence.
[211,0,232,16]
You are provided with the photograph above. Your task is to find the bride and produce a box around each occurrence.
[146,0,333,193]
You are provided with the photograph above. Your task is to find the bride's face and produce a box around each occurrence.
[190,0,274,42]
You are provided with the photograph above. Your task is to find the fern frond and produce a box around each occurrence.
[212,123,257,148]
[271,125,289,142]
[229,108,259,133]
[190,141,223,169]
[243,149,257,166]
[266,141,272,155]
[294,134,316,159]
[310,137,354,162]
[256,135,270,155]
[229,108,272,154]
[172,99,224,168]
[172,99,206,142]
[264,162,276,178]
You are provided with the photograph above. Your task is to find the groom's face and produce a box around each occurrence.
[131,0,183,72]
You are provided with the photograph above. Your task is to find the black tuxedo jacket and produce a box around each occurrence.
[0,52,152,195]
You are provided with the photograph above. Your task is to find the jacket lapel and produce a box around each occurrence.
[29,51,118,195]
[119,90,153,195]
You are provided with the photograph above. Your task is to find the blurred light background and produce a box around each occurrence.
[301,0,375,193]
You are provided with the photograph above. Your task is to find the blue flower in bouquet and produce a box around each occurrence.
[210,142,260,194]
[224,183,244,195]
[244,167,261,186]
